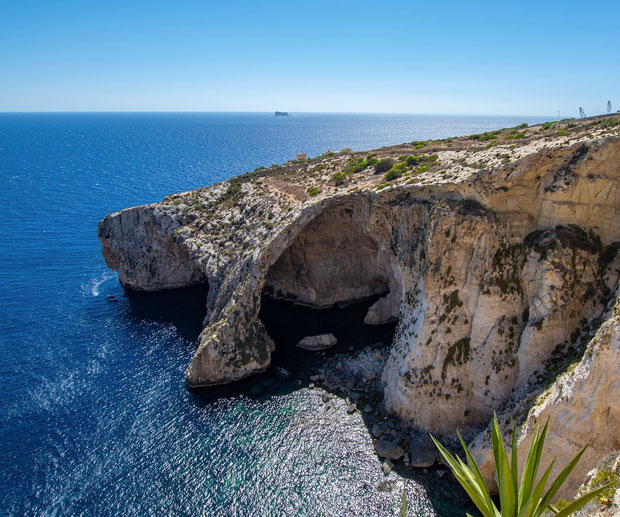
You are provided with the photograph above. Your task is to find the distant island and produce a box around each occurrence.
[274,111,290,117]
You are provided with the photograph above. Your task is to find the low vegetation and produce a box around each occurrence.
[331,171,347,186]
[374,158,395,174]
[471,131,500,141]
[342,156,378,174]
[384,162,407,181]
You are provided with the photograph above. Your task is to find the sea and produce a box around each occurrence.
[0,112,550,516]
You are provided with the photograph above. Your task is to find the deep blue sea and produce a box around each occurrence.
[0,112,549,516]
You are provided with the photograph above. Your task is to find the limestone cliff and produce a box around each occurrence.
[99,115,620,495]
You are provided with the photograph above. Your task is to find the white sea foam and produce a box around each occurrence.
[85,271,115,297]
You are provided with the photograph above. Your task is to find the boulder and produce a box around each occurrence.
[409,435,437,468]
[373,439,404,460]
[296,333,337,351]
[371,422,390,438]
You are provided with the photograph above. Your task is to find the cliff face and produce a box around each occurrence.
[469,290,620,497]
[99,116,620,494]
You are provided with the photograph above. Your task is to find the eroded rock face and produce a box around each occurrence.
[383,221,619,434]
[264,202,395,308]
[99,117,620,493]
[98,204,206,290]
[469,290,620,498]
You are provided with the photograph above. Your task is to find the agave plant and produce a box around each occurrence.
[430,413,614,517]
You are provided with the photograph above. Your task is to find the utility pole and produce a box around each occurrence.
[608,100,612,114]
[579,107,586,119]
[557,110,560,120]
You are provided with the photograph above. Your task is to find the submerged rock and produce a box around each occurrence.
[296,333,337,351]
[273,366,292,380]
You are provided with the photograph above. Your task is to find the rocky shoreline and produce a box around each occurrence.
[304,343,445,476]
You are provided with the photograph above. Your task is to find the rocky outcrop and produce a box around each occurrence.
[98,204,206,290]
[98,115,620,494]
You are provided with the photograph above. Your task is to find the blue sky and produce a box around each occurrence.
[1,0,618,115]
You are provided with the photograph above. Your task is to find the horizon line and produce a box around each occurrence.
[0,110,559,118]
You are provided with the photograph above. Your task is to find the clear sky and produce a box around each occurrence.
[1,0,618,116]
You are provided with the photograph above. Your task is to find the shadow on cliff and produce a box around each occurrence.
[189,295,396,403]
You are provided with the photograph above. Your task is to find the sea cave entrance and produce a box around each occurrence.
[259,201,402,378]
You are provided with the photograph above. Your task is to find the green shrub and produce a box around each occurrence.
[431,413,615,517]
[406,155,421,166]
[517,123,528,129]
[555,130,570,137]
[411,140,428,150]
[374,158,395,174]
[417,165,430,173]
[219,182,243,204]
[506,132,526,140]
[542,121,557,130]
[331,171,347,185]
[384,162,407,181]
[307,187,320,196]
[472,131,499,141]
[424,154,439,162]
[342,157,370,174]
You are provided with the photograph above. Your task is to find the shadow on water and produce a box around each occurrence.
[260,295,397,375]
[123,283,208,343]
[189,295,397,405]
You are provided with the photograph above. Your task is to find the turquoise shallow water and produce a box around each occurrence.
[0,112,549,516]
